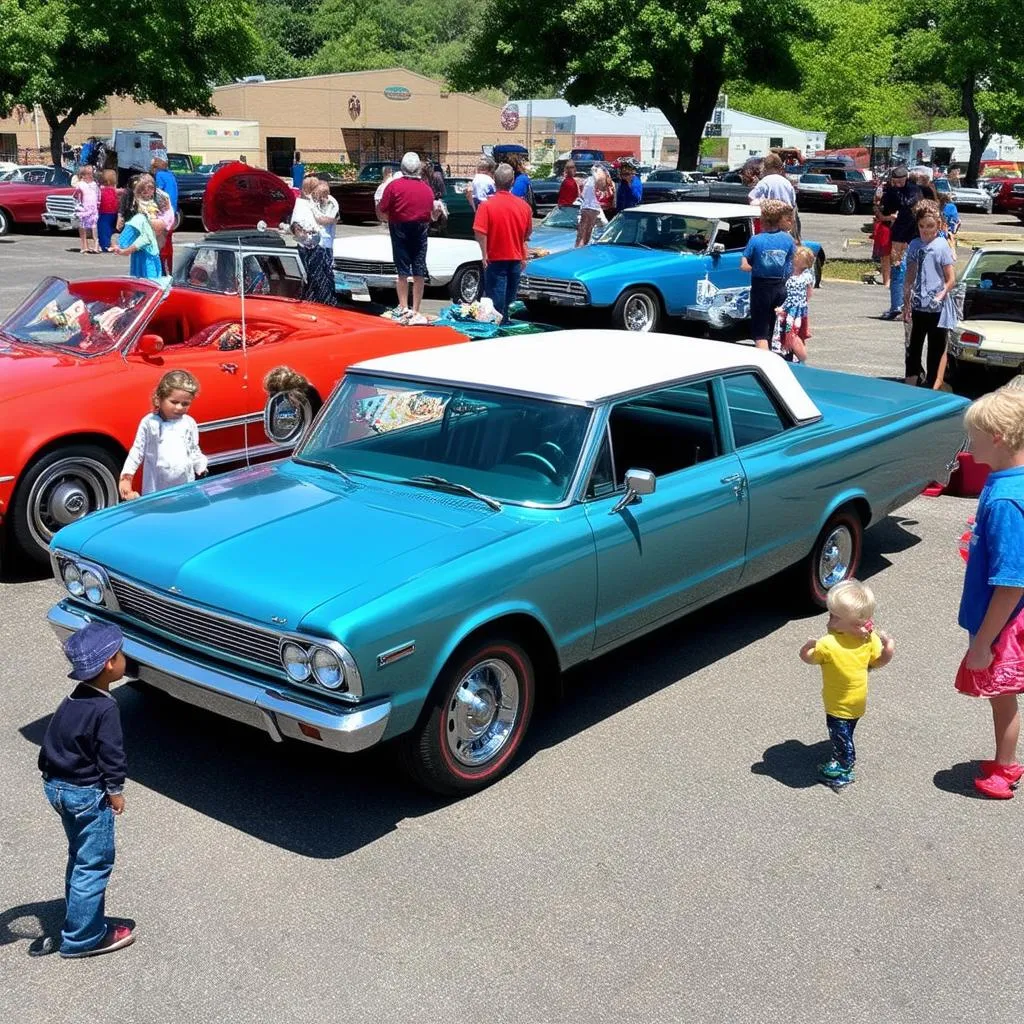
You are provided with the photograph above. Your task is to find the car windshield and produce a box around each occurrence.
[358,164,395,182]
[540,205,580,229]
[648,170,690,183]
[935,178,951,192]
[596,211,714,253]
[961,251,1024,322]
[298,374,594,505]
[0,277,158,356]
[801,174,830,184]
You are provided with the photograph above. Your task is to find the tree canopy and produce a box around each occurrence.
[447,0,813,169]
[1,0,260,165]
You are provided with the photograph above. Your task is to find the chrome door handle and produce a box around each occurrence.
[219,362,238,374]
[721,473,747,500]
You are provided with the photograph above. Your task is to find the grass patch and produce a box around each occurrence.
[821,258,872,282]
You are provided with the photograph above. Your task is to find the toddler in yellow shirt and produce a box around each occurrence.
[800,579,895,789]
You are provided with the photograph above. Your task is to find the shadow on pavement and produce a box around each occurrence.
[933,761,989,799]
[18,515,921,859]
[0,899,64,950]
[750,739,835,789]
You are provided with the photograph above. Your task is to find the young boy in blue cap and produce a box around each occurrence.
[38,622,136,958]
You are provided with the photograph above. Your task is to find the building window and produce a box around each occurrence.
[770,136,784,148]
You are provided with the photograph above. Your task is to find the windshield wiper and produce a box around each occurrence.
[292,456,353,482]
[405,475,502,511]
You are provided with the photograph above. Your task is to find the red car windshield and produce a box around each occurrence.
[0,277,159,357]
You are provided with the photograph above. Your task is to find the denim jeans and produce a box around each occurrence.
[889,253,906,313]
[43,778,115,954]
[484,260,523,322]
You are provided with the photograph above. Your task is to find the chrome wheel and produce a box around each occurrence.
[623,292,656,332]
[25,457,117,552]
[456,267,482,302]
[446,658,520,767]
[818,525,854,589]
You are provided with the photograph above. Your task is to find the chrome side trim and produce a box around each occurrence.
[377,641,416,669]
[47,602,389,754]
[198,412,264,433]
[206,442,286,468]
[0,475,15,483]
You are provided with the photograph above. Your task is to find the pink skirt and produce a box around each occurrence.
[956,608,1024,697]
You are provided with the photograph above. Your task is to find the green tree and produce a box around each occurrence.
[0,0,260,167]
[899,0,1024,183]
[448,0,812,170]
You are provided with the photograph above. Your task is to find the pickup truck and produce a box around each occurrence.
[801,164,876,214]
[640,172,750,205]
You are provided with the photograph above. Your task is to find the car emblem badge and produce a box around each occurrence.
[377,641,416,669]
[168,586,182,594]
[271,616,287,624]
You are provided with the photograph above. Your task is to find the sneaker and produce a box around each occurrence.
[60,924,136,958]
[978,761,1024,785]
[825,773,855,790]
[818,760,853,781]
[974,774,1015,800]
[406,312,428,326]
[880,308,903,321]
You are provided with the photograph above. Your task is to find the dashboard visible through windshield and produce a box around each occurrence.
[597,212,715,254]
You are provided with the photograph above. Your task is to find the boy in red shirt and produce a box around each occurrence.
[473,163,533,322]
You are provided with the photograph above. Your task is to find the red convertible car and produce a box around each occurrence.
[1,173,466,564]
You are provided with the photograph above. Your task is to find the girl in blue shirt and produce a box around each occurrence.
[957,387,1024,798]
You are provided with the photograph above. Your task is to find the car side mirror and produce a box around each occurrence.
[137,333,164,355]
[710,242,726,256]
[610,468,656,515]
[264,389,313,447]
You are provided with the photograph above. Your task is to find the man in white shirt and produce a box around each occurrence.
[748,152,797,206]
[468,157,496,211]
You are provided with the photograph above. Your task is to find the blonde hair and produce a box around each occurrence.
[154,369,200,405]
[263,365,310,394]
[965,386,1024,452]
[102,168,116,187]
[794,245,815,269]
[759,199,793,228]
[133,173,155,198]
[827,579,875,623]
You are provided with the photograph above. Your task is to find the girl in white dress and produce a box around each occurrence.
[119,370,208,500]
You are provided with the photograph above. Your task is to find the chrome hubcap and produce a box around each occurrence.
[446,658,520,767]
[460,269,481,302]
[26,457,117,552]
[624,294,655,331]
[819,526,854,588]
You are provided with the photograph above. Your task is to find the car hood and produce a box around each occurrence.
[527,244,692,281]
[0,183,73,200]
[529,225,578,255]
[0,335,121,400]
[201,162,297,232]
[55,461,532,630]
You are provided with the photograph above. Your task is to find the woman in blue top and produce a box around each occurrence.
[508,154,532,204]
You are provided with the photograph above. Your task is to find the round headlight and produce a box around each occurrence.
[281,642,311,682]
[312,646,344,689]
[81,569,104,605]
[62,561,85,597]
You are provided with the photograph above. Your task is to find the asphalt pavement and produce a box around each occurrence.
[3,212,1024,1023]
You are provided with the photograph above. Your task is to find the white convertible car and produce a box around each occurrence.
[333,234,484,305]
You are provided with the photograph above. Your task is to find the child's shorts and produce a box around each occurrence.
[956,608,1024,697]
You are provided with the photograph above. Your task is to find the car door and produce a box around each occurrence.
[583,379,748,649]
[718,371,819,587]
[708,217,752,291]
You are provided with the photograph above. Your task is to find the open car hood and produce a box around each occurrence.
[201,162,298,232]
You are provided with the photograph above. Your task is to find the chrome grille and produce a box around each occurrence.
[334,257,397,277]
[518,275,588,305]
[46,195,76,214]
[108,575,282,672]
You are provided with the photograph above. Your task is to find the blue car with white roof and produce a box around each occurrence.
[49,331,960,795]
[519,202,824,333]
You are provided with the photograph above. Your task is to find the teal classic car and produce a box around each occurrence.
[48,333,965,794]
[519,202,824,332]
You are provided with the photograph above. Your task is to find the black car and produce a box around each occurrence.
[640,173,749,205]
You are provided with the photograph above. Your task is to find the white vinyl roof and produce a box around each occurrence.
[626,202,759,219]
[352,330,822,420]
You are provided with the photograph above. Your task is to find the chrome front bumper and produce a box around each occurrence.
[949,342,1024,368]
[47,602,391,753]
[41,213,78,229]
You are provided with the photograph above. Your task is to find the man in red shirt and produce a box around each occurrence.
[378,152,435,324]
[473,162,533,322]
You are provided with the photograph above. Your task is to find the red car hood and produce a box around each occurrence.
[201,162,298,231]
[0,335,123,401]
[0,182,74,201]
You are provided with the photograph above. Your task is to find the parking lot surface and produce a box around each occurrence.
[2,213,1024,1023]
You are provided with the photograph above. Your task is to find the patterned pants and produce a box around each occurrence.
[826,715,860,770]
[299,245,338,306]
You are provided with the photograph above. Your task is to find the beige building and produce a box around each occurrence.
[0,68,550,174]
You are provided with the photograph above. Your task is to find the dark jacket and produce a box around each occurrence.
[39,684,126,794]
[882,182,924,243]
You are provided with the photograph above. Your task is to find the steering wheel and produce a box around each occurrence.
[537,441,567,469]
[509,451,560,483]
